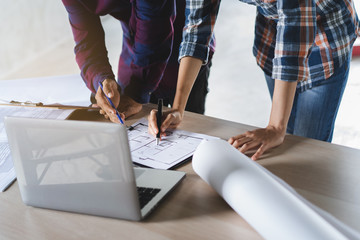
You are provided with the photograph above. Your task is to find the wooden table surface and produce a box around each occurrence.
[1,104,359,240]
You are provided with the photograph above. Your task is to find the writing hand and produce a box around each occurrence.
[94,79,124,123]
[228,125,286,161]
[148,108,183,138]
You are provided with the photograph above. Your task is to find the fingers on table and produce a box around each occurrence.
[251,144,268,161]
[229,131,267,160]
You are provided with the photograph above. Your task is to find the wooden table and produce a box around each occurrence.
[1,104,359,239]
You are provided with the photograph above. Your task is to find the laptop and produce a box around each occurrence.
[4,116,185,221]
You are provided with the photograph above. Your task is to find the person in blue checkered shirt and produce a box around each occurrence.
[149,0,360,160]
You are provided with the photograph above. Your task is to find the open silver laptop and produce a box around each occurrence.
[4,117,185,221]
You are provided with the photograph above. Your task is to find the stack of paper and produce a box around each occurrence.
[192,139,360,240]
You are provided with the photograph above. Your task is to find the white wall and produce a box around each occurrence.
[0,0,72,79]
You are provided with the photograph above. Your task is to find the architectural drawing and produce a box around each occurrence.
[127,119,216,169]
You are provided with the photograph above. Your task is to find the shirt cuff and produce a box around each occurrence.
[92,72,116,93]
[272,57,309,82]
[179,42,210,65]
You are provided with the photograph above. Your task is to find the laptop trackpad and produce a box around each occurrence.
[134,168,146,179]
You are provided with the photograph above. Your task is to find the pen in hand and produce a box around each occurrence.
[99,81,124,124]
[156,99,163,145]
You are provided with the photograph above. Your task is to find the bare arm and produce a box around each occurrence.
[148,57,203,136]
[172,57,203,115]
[229,79,297,160]
[269,80,297,131]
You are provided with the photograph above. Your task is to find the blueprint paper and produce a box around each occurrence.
[0,106,74,192]
[192,139,360,240]
[128,118,217,169]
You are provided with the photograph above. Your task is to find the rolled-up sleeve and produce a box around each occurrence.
[272,0,317,82]
[179,0,220,64]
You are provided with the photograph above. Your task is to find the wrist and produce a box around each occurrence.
[102,78,116,84]
[267,122,287,135]
[172,96,186,117]
[170,106,185,118]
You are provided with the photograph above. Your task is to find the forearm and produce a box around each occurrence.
[268,80,297,133]
[62,0,114,93]
[172,57,203,114]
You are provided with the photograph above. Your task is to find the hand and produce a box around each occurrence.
[228,125,286,161]
[117,95,142,119]
[148,109,183,138]
[94,79,124,123]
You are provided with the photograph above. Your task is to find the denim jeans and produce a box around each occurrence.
[265,56,351,142]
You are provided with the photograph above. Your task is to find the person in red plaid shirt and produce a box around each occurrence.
[62,0,215,123]
[149,0,360,160]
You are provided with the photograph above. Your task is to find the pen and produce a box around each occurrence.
[99,81,124,124]
[156,99,163,145]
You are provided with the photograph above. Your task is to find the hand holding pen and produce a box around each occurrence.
[148,102,183,141]
[95,79,124,124]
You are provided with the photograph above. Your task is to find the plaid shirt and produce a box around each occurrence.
[180,0,360,89]
[62,0,215,103]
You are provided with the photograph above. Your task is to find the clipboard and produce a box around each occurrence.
[0,98,111,123]
[0,99,99,110]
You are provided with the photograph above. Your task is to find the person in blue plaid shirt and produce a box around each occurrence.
[149,0,360,160]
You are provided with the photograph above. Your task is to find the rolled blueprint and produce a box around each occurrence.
[192,139,360,240]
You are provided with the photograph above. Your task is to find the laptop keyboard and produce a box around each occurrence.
[137,187,161,209]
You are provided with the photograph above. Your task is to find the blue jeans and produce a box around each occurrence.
[265,56,351,142]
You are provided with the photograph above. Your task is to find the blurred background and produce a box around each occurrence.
[1,0,360,149]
